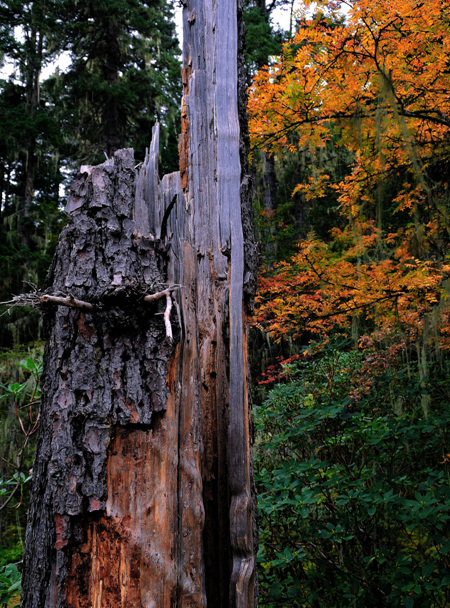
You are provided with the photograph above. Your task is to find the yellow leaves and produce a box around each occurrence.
[293,173,330,201]
[392,184,426,214]
[250,0,450,350]
[248,0,450,164]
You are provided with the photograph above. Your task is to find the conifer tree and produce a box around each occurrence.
[0,1,64,310]
[0,0,181,346]
[54,0,181,170]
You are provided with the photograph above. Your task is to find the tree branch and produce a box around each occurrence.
[164,293,173,341]
[40,294,95,310]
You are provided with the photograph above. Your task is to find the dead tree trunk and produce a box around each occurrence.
[20,0,258,605]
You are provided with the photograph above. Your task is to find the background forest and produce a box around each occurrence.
[1,0,450,607]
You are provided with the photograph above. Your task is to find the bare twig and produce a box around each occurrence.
[0,477,22,513]
[143,288,172,303]
[144,285,181,339]
[0,292,42,315]
[18,399,41,410]
[1,289,95,312]
[14,401,27,436]
[40,294,95,310]
[164,293,173,340]
[143,284,181,303]
[0,436,29,513]
[1,286,182,333]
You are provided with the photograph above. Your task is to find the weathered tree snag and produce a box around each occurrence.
[179,0,258,601]
[21,0,257,604]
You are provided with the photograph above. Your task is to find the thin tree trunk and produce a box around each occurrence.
[20,0,258,605]
[18,4,44,250]
[105,20,122,157]
[262,152,277,213]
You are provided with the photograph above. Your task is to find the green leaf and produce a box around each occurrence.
[5,382,26,396]
[7,579,21,593]
[18,357,36,372]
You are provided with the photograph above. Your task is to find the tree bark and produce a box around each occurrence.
[20,0,258,605]
[262,152,277,213]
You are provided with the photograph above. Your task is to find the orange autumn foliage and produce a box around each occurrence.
[256,231,450,345]
[249,0,450,350]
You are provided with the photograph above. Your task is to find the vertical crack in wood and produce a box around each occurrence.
[181,0,257,604]
[215,0,255,603]
[140,129,207,607]
[179,67,192,193]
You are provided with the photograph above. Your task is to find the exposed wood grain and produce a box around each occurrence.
[181,0,257,603]
[64,351,181,608]
[137,124,206,608]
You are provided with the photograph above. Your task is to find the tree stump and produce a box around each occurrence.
[20,0,257,605]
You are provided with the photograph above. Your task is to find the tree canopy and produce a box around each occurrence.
[249,3,450,605]
[249,0,450,355]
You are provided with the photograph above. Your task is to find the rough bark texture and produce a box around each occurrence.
[21,150,179,607]
[21,0,257,604]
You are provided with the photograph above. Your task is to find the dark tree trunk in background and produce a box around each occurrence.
[262,152,277,213]
[261,151,277,259]
[104,20,122,157]
[18,3,44,250]
[20,0,258,605]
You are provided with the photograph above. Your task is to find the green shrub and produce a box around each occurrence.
[0,349,42,571]
[255,345,450,607]
[0,562,21,606]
